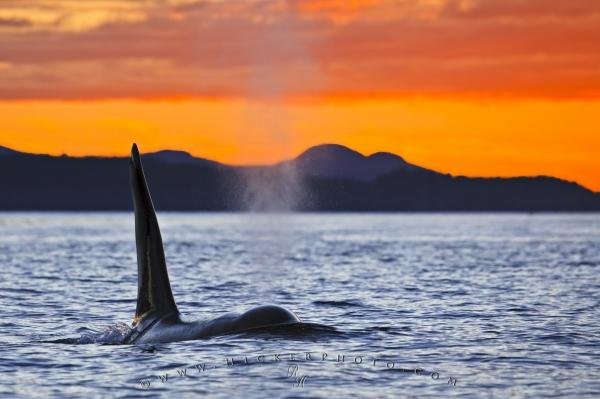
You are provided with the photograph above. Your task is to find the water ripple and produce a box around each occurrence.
[0,212,599,398]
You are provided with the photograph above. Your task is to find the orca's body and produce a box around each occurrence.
[123,144,300,344]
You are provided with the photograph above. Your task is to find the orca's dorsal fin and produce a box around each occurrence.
[129,143,179,326]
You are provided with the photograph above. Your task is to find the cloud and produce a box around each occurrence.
[443,0,600,19]
[0,0,599,100]
[0,17,31,27]
[0,0,147,32]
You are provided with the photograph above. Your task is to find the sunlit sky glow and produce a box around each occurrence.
[1,0,599,190]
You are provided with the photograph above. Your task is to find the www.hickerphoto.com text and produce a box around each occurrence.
[137,351,459,390]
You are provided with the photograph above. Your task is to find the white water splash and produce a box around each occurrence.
[54,322,133,344]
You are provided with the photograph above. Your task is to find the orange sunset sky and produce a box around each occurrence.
[0,0,599,190]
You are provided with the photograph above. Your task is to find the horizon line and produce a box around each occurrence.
[1,142,596,193]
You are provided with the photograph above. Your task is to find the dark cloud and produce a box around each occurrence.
[0,17,31,27]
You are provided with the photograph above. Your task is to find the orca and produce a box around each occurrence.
[122,144,300,344]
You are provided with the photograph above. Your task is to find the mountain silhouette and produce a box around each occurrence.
[287,144,424,181]
[0,145,19,157]
[143,149,223,167]
[0,144,598,211]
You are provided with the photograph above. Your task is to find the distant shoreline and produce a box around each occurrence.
[1,144,599,212]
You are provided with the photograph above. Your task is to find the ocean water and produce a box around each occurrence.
[0,213,599,398]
